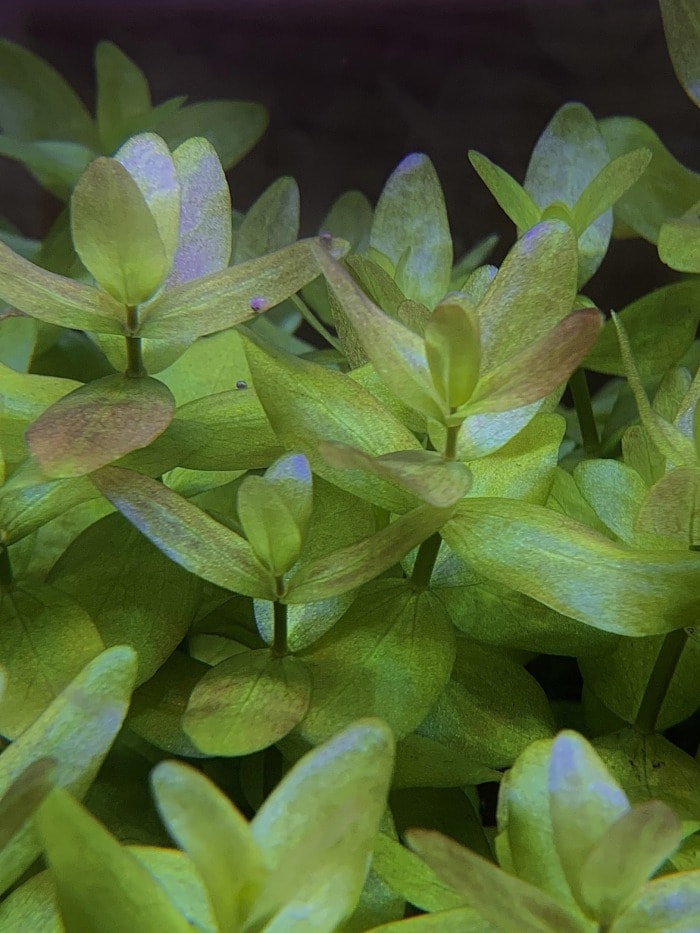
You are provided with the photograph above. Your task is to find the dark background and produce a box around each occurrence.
[0,0,697,310]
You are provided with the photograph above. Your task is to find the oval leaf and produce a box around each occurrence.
[183,649,311,756]
[26,373,176,478]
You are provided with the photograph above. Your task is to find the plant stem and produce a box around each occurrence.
[410,532,442,589]
[271,598,288,657]
[634,627,689,734]
[569,368,599,456]
[291,294,343,353]
[444,423,460,461]
[0,545,13,591]
[125,306,146,377]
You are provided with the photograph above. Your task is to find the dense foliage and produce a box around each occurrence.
[0,2,699,929]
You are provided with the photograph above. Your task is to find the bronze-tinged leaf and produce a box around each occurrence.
[26,374,175,478]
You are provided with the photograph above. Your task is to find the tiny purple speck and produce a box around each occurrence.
[249,296,269,312]
[319,230,333,244]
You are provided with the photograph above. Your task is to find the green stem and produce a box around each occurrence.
[0,545,13,591]
[634,627,689,734]
[410,533,442,589]
[291,294,343,353]
[569,368,599,456]
[271,598,288,657]
[125,306,146,377]
[444,423,460,461]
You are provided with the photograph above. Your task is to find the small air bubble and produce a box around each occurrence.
[236,380,248,390]
[249,296,269,312]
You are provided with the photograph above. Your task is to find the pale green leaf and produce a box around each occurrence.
[233,176,299,264]
[95,42,151,154]
[0,646,137,894]
[610,870,700,932]
[70,157,169,305]
[468,150,541,230]
[573,148,652,235]
[151,759,265,930]
[659,0,700,107]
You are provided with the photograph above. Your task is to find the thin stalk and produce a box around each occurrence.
[125,306,146,377]
[569,368,599,456]
[291,294,343,353]
[634,627,689,734]
[0,545,13,591]
[444,423,460,461]
[410,533,442,589]
[271,597,288,657]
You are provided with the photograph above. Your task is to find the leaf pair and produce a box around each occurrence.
[470,102,651,285]
[313,226,601,456]
[408,731,690,932]
[10,719,394,933]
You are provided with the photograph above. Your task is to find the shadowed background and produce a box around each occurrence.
[0,0,697,311]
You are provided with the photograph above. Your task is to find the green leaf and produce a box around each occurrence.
[578,800,681,925]
[151,759,265,930]
[0,469,100,547]
[161,136,231,289]
[659,208,700,273]
[466,411,564,504]
[371,832,466,913]
[0,135,94,199]
[468,150,541,230]
[0,241,125,333]
[138,238,334,340]
[248,719,394,929]
[425,301,481,409]
[496,738,580,912]
[580,631,700,730]
[70,157,169,305]
[26,374,175,478]
[321,190,373,253]
[524,103,612,284]
[155,327,251,403]
[128,651,210,757]
[659,0,700,107]
[0,39,97,147]
[95,42,151,154]
[320,442,472,508]
[0,314,36,371]
[114,133,180,268]
[298,580,455,743]
[233,176,300,264]
[612,314,698,468]
[368,908,497,931]
[573,458,649,546]
[0,646,137,895]
[286,504,453,603]
[0,583,104,739]
[265,451,314,540]
[599,117,700,242]
[370,153,452,308]
[183,648,312,755]
[35,788,192,933]
[407,829,588,933]
[48,511,200,686]
[442,497,700,636]
[572,148,652,236]
[169,388,283,471]
[617,872,700,931]
[157,99,268,170]
[238,477,303,577]
[313,243,446,421]
[585,280,700,377]
[475,221,578,372]
[244,331,422,513]
[0,759,57,855]
[395,639,554,787]
[548,732,631,907]
[594,729,700,821]
[465,308,602,415]
[92,465,276,599]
